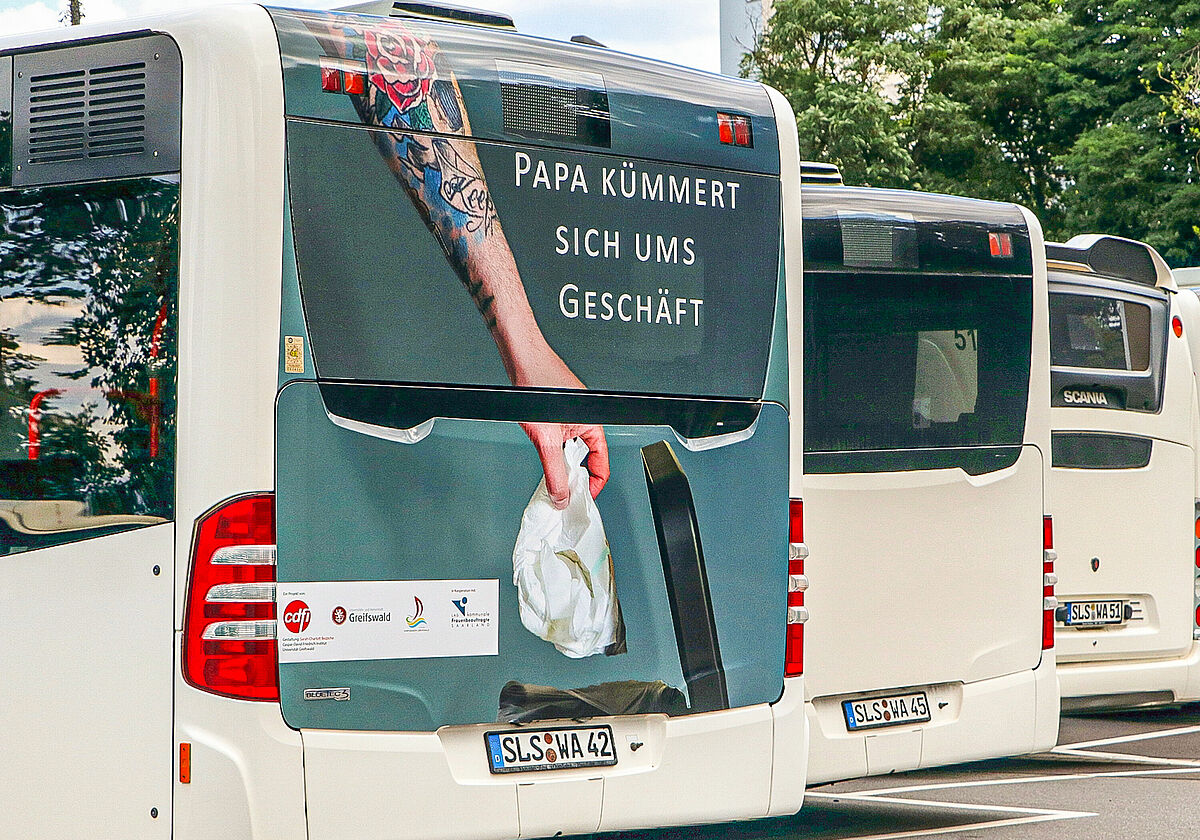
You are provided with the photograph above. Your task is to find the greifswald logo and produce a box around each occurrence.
[282,600,311,634]
[406,596,427,628]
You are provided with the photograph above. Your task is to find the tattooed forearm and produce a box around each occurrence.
[432,138,496,235]
[463,276,498,332]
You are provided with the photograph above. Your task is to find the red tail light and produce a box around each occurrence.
[1194,507,1200,632]
[786,498,808,677]
[182,494,279,701]
[1043,515,1057,650]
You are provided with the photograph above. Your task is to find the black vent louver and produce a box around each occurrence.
[497,61,610,148]
[12,34,180,187]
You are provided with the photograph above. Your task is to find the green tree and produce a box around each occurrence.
[741,0,931,187]
[910,1,1074,225]
[748,0,1200,264]
[1052,0,1200,264]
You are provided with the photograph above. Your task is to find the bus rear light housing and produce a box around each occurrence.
[1194,504,1200,635]
[1043,515,1056,650]
[786,498,807,676]
[183,494,280,701]
[717,112,753,148]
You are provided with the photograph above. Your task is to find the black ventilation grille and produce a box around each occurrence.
[13,35,180,187]
[497,60,610,148]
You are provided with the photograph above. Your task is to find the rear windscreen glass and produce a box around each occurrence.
[286,120,781,400]
[1050,293,1152,371]
[804,271,1032,469]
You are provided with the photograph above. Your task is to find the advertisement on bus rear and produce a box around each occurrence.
[270,9,790,734]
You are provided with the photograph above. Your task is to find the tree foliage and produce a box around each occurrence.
[745,0,1200,264]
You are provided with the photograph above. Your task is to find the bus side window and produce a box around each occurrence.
[0,178,179,552]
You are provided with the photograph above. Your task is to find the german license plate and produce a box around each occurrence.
[1065,600,1125,626]
[843,691,931,732]
[486,725,617,774]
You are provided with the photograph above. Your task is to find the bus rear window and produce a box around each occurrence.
[1050,293,1152,371]
[286,121,782,401]
[804,272,1032,471]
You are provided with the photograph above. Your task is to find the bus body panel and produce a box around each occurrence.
[1050,259,1200,706]
[0,526,174,840]
[172,674,307,840]
[169,4,286,630]
[804,444,1044,694]
[805,659,1055,784]
[302,683,806,840]
[1052,439,1195,662]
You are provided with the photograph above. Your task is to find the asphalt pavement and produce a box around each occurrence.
[600,704,1200,840]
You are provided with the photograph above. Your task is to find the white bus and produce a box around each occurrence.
[796,180,1059,784]
[0,4,810,838]
[1047,235,1200,709]
[1172,266,1200,288]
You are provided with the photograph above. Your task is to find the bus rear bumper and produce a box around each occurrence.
[804,658,1058,786]
[1057,640,1200,710]
[295,677,809,840]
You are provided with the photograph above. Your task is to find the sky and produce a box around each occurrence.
[0,0,723,72]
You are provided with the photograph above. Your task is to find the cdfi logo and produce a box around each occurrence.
[406,596,427,628]
[283,600,311,634]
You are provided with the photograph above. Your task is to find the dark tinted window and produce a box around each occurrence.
[1052,433,1152,469]
[804,271,1032,470]
[1050,293,1152,370]
[0,178,178,552]
[287,121,781,399]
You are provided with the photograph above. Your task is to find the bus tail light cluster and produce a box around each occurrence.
[786,498,809,677]
[1043,515,1058,650]
[717,112,753,148]
[182,494,280,701]
[319,56,367,95]
[1194,503,1200,640]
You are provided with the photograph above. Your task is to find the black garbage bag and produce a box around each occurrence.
[498,679,688,723]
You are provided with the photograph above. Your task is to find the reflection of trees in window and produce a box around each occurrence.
[0,178,178,546]
[1052,295,1134,370]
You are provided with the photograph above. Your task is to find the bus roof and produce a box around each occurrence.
[801,184,1032,277]
[268,6,781,175]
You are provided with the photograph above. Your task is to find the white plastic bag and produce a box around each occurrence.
[512,438,625,658]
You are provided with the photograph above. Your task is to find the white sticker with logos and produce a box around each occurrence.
[277,579,499,663]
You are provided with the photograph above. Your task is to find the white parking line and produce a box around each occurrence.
[852,765,1200,797]
[1056,724,1200,751]
[1051,747,1200,768]
[803,792,1092,840]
